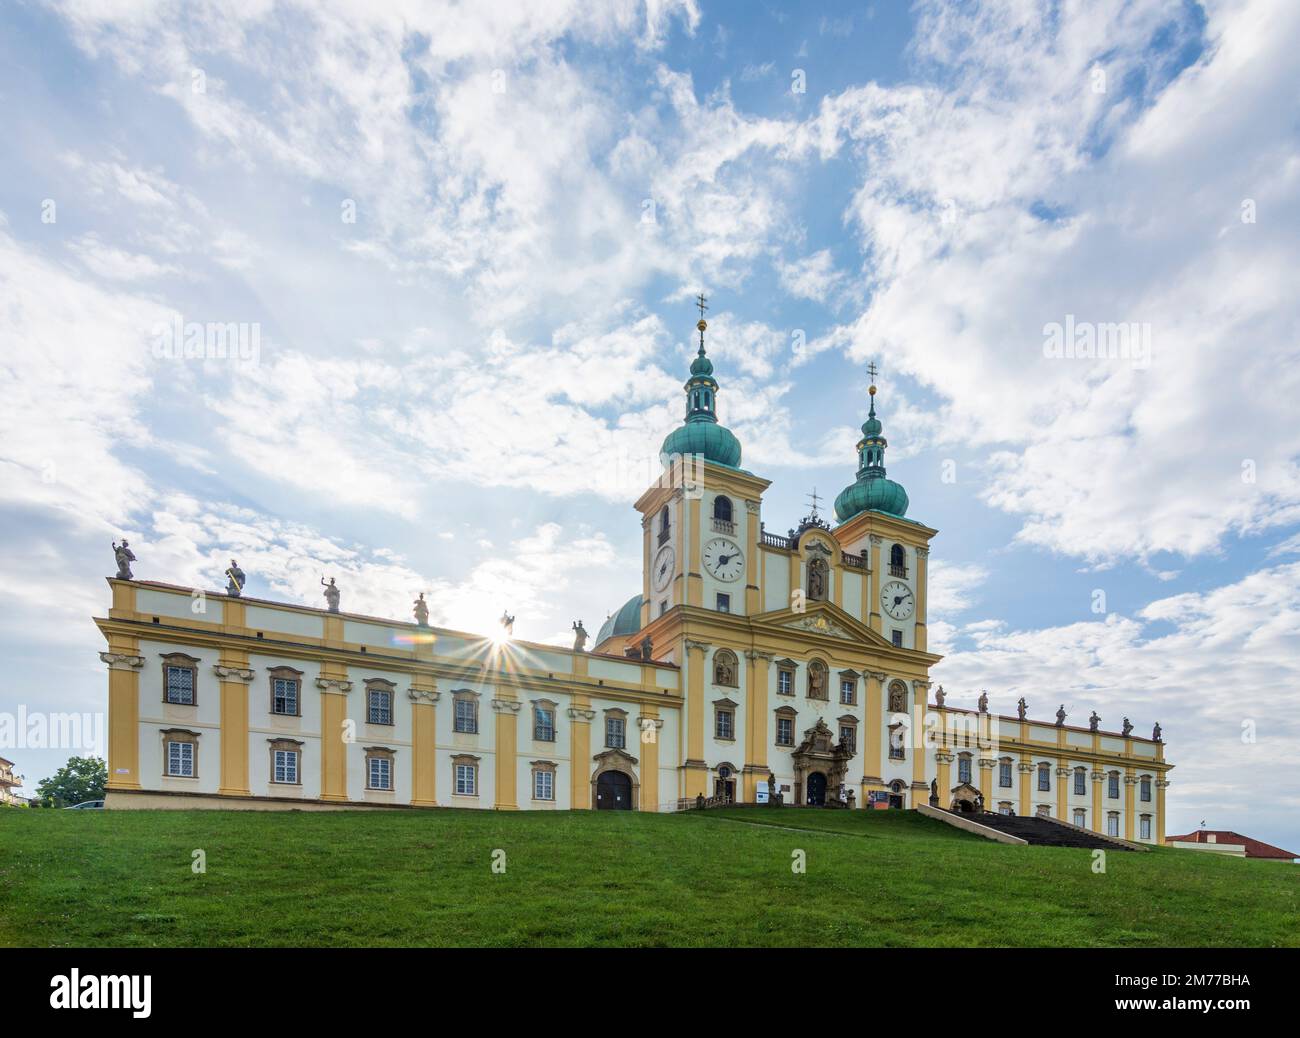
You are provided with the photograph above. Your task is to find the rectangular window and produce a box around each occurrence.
[367,756,392,791]
[367,688,393,725]
[1074,770,1086,796]
[606,716,626,749]
[272,677,299,716]
[534,769,554,801]
[1140,777,1151,802]
[891,629,903,647]
[1140,815,1151,840]
[1073,808,1087,827]
[999,761,1012,787]
[998,803,1012,816]
[715,711,734,740]
[958,756,972,784]
[888,728,905,760]
[778,670,793,696]
[776,717,793,746]
[839,726,856,753]
[840,679,855,705]
[165,666,194,705]
[1108,774,1120,799]
[533,706,555,742]
[1107,814,1120,837]
[455,763,476,796]
[716,592,730,613]
[166,740,194,777]
[1038,765,1051,791]
[273,749,299,784]
[659,600,668,616]
[454,698,477,734]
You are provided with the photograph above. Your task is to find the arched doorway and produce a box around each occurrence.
[806,771,827,806]
[888,779,907,810]
[596,770,632,810]
[714,764,736,803]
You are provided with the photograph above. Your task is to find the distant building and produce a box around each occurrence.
[1166,829,1298,862]
[0,757,23,805]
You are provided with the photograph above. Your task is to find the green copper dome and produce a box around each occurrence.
[834,383,910,522]
[660,312,742,469]
[596,594,642,646]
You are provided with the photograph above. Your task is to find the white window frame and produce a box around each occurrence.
[367,688,393,726]
[605,716,626,749]
[166,740,194,778]
[165,665,194,705]
[533,769,554,802]
[273,748,300,784]
[455,763,477,796]
[454,697,478,734]
[272,677,299,716]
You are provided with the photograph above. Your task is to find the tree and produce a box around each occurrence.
[34,756,107,808]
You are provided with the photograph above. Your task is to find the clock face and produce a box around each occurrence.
[881,580,914,620]
[652,545,675,592]
[703,538,744,582]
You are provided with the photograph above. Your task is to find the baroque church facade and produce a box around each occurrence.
[95,308,1172,842]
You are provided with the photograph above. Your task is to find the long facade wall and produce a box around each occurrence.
[99,580,682,812]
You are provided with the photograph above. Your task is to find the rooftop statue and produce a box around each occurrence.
[112,540,136,579]
[413,592,429,627]
[572,620,588,653]
[225,559,246,597]
[321,577,340,613]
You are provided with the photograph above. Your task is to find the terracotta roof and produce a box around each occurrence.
[1166,829,1299,860]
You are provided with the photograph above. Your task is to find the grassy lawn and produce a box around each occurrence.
[1,806,1296,947]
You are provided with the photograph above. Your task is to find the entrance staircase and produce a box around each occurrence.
[930,807,1144,851]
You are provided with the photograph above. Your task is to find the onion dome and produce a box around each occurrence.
[834,378,909,521]
[660,300,742,468]
[596,595,643,646]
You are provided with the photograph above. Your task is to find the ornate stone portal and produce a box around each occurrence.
[790,718,854,806]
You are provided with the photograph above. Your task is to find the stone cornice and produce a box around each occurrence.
[99,652,144,671]
[567,707,596,722]
[315,677,353,695]
[212,665,255,682]
[407,687,440,704]
[490,698,522,714]
[684,639,712,654]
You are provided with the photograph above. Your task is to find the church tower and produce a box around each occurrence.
[832,368,935,652]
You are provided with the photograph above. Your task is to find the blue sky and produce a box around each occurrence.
[1,0,1298,851]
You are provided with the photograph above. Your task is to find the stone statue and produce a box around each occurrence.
[1017,697,1027,721]
[1122,717,1133,737]
[413,593,429,627]
[929,778,939,807]
[714,653,735,686]
[1152,721,1162,742]
[571,620,588,652]
[767,771,779,805]
[810,664,828,701]
[888,682,906,713]
[225,559,245,597]
[112,540,136,579]
[808,559,826,601]
[1055,704,1066,726]
[1089,711,1101,732]
[321,577,340,613]
[934,684,945,707]
[977,690,989,714]
[499,611,514,636]
[640,635,653,661]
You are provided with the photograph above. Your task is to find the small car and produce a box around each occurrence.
[64,800,105,809]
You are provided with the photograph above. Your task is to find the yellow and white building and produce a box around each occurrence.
[95,311,1172,841]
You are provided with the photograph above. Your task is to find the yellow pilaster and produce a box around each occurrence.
[683,640,709,797]
[216,653,252,797]
[1156,778,1169,844]
[637,710,662,812]
[743,650,772,801]
[569,699,594,809]
[745,500,761,614]
[936,754,951,802]
[862,671,885,790]
[979,756,994,809]
[1124,768,1136,840]
[1055,760,1068,821]
[102,641,143,790]
[410,683,438,807]
[687,495,703,607]
[318,664,351,802]
[868,536,882,633]
[492,694,520,810]
[1018,762,1031,816]
[1091,771,1103,831]
[911,700,928,806]
[914,545,929,653]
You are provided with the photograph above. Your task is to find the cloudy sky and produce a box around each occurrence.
[1,0,1297,850]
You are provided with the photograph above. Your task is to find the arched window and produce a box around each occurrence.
[889,543,907,577]
[807,557,828,601]
[658,506,670,545]
[713,649,738,687]
[713,495,733,522]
